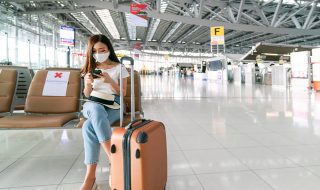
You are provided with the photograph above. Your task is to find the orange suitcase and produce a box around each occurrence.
[110,57,167,190]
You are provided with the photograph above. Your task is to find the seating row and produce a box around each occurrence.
[0,67,143,128]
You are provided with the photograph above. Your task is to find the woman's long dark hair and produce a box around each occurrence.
[81,34,120,74]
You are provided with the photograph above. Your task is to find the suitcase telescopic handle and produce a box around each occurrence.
[120,56,135,127]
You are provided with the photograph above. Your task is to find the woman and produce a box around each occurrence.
[80,34,129,190]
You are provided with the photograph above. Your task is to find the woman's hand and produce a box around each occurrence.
[97,72,114,83]
[83,73,94,97]
[84,73,94,87]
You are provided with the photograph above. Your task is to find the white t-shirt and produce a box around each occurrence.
[92,64,130,95]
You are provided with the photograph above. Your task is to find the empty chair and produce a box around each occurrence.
[0,70,81,128]
[0,69,18,116]
[46,67,83,111]
[0,66,33,110]
[46,67,81,71]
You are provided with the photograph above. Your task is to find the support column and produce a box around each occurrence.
[14,16,18,65]
[28,39,31,68]
[37,17,41,69]
[5,32,9,62]
[44,44,47,68]
[67,46,70,68]
[52,25,57,67]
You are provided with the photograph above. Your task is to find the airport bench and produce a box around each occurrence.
[0,70,81,128]
[0,66,33,111]
[0,69,18,115]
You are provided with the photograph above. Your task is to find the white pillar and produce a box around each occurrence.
[5,32,9,62]
[52,25,57,67]
[37,17,41,69]
[28,39,31,68]
[44,44,47,68]
[14,16,18,65]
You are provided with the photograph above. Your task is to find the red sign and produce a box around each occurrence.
[130,3,148,19]
[134,42,142,50]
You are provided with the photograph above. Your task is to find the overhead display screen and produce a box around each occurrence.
[60,25,75,47]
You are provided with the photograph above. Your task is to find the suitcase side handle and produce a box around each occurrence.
[125,119,151,130]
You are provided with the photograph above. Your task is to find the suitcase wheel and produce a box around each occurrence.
[111,144,116,154]
[136,131,148,143]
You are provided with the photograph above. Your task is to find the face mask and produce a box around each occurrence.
[93,52,110,63]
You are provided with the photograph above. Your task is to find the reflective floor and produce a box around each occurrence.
[1,74,320,190]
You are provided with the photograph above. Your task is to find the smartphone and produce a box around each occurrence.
[92,69,102,79]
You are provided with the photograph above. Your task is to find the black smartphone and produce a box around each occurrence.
[92,69,102,78]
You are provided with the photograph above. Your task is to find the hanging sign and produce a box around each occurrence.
[130,3,148,27]
[59,26,75,47]
[210,26,225,45]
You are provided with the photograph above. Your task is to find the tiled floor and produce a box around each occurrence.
[1,75,320,190]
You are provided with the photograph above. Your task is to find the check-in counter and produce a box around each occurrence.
[244,64,255,85]
[264,73,272,85]
[193,73,208,80]
[233,67,242,84]
[272,66,290,86]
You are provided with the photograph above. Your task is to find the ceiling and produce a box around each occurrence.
[1,0,320,55]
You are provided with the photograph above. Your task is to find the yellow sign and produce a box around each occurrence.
[210,27,224,36]
[210,26,225,45]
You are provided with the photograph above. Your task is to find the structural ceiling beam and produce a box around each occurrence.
[236,0,245,23]
[204,6,230,23]
[2,0,60,2]
[291,16,302,29]
[274,2,312,27]
[249,0,270,25]
[303,0,318,29]
[198,0,205,19]
[227,6,236,23]
[71,1,320,36]
[271,0,283,26]
[23,6,99,15]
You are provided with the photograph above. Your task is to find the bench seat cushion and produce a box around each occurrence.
[0,113,77,128]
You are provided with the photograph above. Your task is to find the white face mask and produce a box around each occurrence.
[93,52,110,63]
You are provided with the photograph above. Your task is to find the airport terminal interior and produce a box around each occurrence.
[1,0,320,190]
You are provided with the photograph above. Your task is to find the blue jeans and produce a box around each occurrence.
[82,102,120,165]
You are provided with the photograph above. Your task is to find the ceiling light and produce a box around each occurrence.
[163,22,181,42]
[71,12,101,34]
[96,9,120,39]
[160,0,168,13]
[147,19,160,41]
[125,13,136,40]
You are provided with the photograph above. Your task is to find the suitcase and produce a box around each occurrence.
[110,56,167,190]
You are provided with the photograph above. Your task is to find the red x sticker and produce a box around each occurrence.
[54,72,63,78]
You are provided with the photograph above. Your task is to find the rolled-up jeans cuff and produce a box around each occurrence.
[85,160,99,165]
